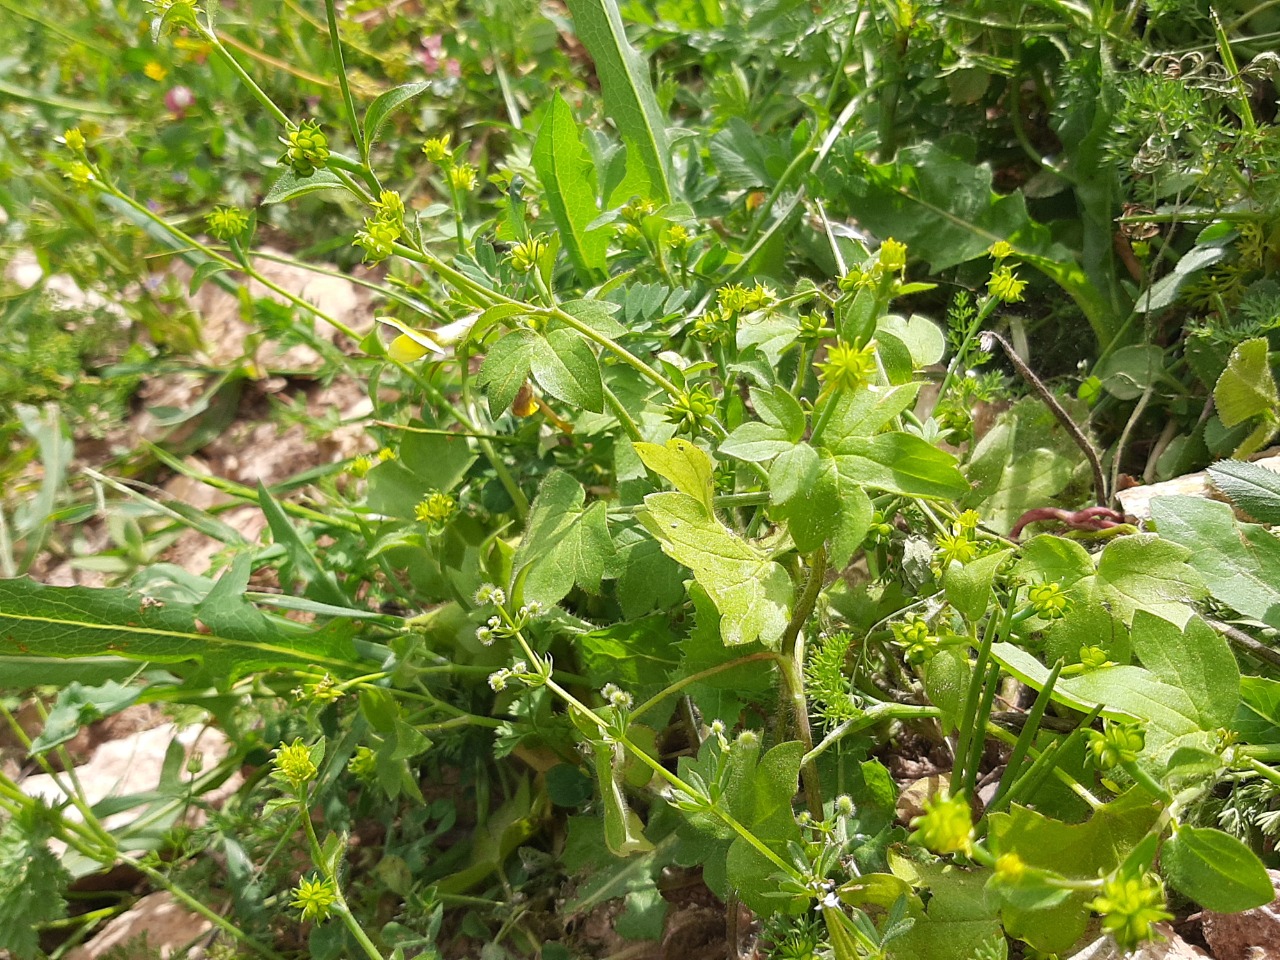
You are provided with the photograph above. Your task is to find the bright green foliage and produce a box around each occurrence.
[640,492,791,646]
[562,0,670,202]
[532,94,610,283]
[987,790,1162,954]
[5,0,1280,956]
[0,810,69,959]
[1163,824,1275,913]
[1152,495,1280,631]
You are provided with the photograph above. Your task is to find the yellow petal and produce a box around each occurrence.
[388,333,431,362]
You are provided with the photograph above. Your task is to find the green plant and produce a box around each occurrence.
[2,1,1280,958]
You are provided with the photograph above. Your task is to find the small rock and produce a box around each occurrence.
[1203,869,1280,960]
[1117,452,1280,521]
[1066,923,1210,959]
[65,892,212,960]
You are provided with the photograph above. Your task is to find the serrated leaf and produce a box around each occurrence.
[258,483,349,608]
[776,449,872,564]
[640,492,792,646]
[985,789,1162,955]
[512,471,617,606]
[633,438,714,511]
[769,442,820,504]
[533,94,610,283]
[1215,338,1278,428]
[0,814,70,957]
[1207,459,1280,523]
[563,0,671,202]
[30,680,140,753]
[813,382,922,448]
[725,741,805,913]
[1163,825,1274,913]
[945,549,1012,622]
[1092,534,1203,629]
[263,167,346,204]
[531,328,604,412]
[363,81,431,151]
[1129,611,1238,730]
[477,329,537,417]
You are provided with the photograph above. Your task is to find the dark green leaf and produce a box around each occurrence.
[477,329,538,418]
[0,577,356,682]
[835,433,970,500]
[31,680,140,753]
[1163,825,1274,912]
[563,0,671,202]
[531,329,604,412]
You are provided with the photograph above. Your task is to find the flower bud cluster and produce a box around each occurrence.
[279,119,329,177]
[488,652,552,691]
[666,385,718,435]
[354,189,406,263]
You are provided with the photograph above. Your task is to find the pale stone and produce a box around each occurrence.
[65,892,212,960]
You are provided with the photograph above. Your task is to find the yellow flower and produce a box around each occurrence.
[65,161,95,186]
[144,61,169,81]
[414,491,457,530]
[816,341,878,395]
[63,127,86,153]
[988,240,1014,260]
[988,265,1027,303]
[290,874,338,923]
[422,134,452,163]
[448,163,478,193]
[1028,581,1070,620]
[910,791,975,856]
[994,852,1026,882]
[878,237,908,273]
[272,738,320,790]
[1089,873,1172,951]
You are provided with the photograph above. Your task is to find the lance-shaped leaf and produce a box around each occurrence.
[563,0,671,202]
[533,93,610,283]
[0,568,357,683]
[640,491,791,646]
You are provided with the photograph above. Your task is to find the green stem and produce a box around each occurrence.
[803,703,943,765]
[631,653,780,721]
[539,306,681,398]
[987,659,1063,811]
[296,786,386,960]
[604,385,644,442]
[131,858,286,960]
[779,548,828,821]
[198,28,293,131]
[322,0,368,162]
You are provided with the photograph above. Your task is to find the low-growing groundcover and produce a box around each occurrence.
[3,0,1280,957]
